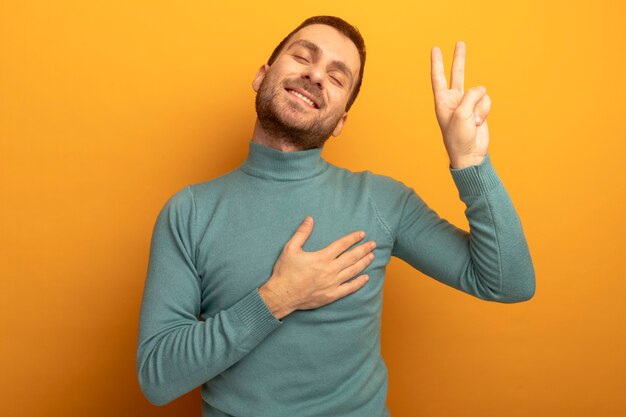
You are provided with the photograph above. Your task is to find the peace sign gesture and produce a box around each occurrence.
[431,41,491,169]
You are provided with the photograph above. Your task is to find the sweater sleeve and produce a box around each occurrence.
[136,186,282,406]
[390,154,535,303]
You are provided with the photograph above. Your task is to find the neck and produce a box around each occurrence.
[240,140,328,181]
[251,119,311,152]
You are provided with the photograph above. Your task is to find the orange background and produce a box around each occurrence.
[2,1,625,416]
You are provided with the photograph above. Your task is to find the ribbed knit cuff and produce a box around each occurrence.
[233,289,282,342]
[449,153,501,197]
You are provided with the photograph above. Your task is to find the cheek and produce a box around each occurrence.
[328,90,349,111]
[260,73,284,96]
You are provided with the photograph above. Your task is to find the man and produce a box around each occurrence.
[137,15,535,417]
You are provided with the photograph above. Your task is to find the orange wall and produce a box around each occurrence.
[2,1,625,416]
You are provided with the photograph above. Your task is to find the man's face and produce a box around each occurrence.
[253,24,361,149]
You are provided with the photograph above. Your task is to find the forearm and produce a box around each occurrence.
[137,186,282,405]
[392,154,535,302]
[137,288,281,405]
[449,154,535,301]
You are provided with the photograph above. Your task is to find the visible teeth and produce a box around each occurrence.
[289,90,316,108]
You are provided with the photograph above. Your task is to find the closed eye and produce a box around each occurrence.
[293,55,309,64]
[330,76,344,88]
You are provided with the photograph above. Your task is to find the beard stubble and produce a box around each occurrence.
[255,76,343,150]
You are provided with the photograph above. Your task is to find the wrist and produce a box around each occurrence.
[449,153,486,169]
[258,282,294,320]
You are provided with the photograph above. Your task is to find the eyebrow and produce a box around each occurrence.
[286,39,355,87]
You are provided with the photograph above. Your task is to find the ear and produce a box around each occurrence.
[252,64,270,92]
[332,113,349,137]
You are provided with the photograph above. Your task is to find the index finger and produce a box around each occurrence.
[320,231,366,259]
[430,46,448,95]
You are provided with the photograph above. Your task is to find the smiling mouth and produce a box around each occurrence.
[285,88,319,109]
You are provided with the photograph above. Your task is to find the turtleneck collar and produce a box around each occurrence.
[240,141,329,181]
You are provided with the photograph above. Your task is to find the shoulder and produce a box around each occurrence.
[182,168,245,206]
[156,185,195,225]
[189,168,239,192]
[328,163,414,200]
[157,168,240,215]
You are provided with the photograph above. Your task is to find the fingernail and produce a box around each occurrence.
[304,216,312,224]
[360,231,365,239]
[370,241,376,249]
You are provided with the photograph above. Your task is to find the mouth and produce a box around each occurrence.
[285,88,320,109]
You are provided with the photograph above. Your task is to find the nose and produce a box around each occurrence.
[302,64,324,89]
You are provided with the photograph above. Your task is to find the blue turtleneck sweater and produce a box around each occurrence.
[137,141,535,417]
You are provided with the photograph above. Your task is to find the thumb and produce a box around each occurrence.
[286,216,314,251]
[457,86,487,120]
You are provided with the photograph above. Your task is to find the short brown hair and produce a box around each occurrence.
[267,16,366,112]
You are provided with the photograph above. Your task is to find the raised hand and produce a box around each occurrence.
[431,41,491,169]
[259,216,376,320]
